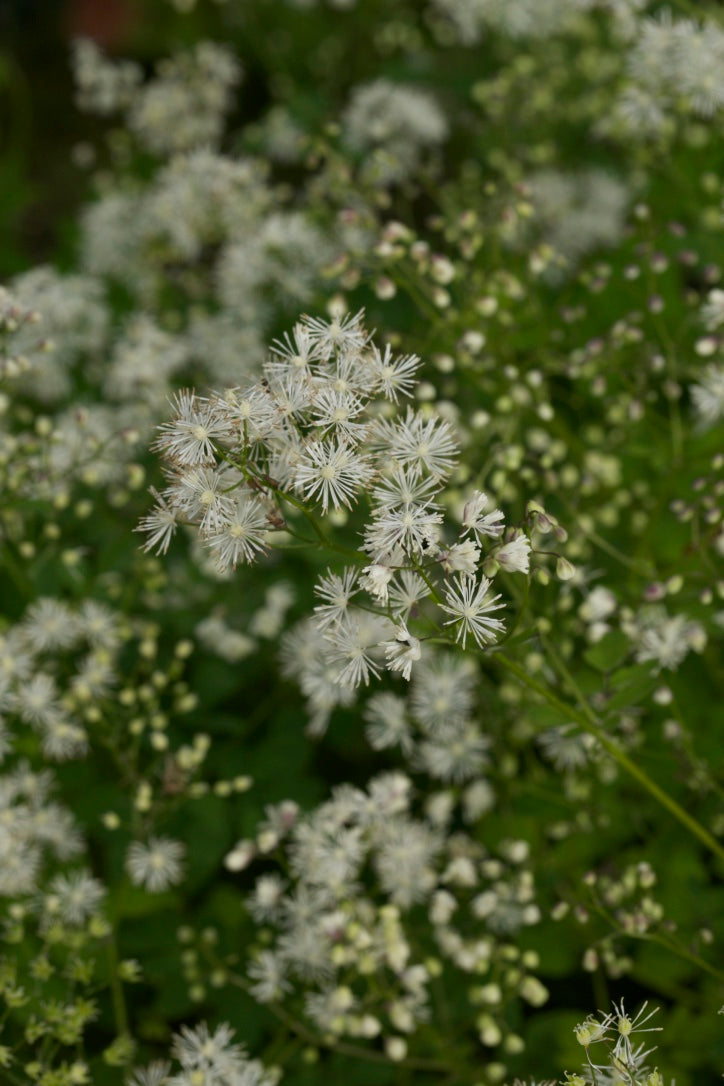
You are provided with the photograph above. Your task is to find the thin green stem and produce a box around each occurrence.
[412,557,444,604]
[644,932,724,984]
[1,540,35,600]
[586,897,724,984]
[571,519,656,578]
[492,649,724,864]
[270,487,364,562]
[392,264,442,324]
[105,928,129,1038]
[586,1050,600,1086]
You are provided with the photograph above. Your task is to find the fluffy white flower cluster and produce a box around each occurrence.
[524,169,631,266]
[82,150,271,295]
[434,1,724,141]
[342,80,448,184]
[73,40,241,156]
[0,597,124,763]
[129,1021,278,1086]
[0,284,47,380]
[143,311,531,716]
[690,364,724,428]
[72,38,142,116]
[126,836,186,894]
[625,13,724,123]
[595,10,724,137]
[10,266,108,402]
[430,0,646,45]
[228,772,543,1056]
[627,607,706,673]
[0,763,83,897]
[77,143,334,382]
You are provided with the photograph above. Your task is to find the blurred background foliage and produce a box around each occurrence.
[1,1,723,1084]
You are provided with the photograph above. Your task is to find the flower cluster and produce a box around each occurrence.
[222,772,544,1063]
[0,285,49,380]
[567,999,666,1086]
[129,1022,278,1086]
[73,39,241,156]
[341,79,448,185]
[143,312,538,727]
[1,0,722,1081]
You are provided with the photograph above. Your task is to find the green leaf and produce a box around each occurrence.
[605,663,657,711]
[583,630,631,672]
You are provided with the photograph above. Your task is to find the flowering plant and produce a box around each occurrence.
[0,0,722,1083]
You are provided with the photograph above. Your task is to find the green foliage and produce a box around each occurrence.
[0,1,722,1085]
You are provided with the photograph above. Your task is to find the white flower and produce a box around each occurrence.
[368,771,412,816]
[310,388,368,443]
[537,724,595,771]
[196,615,256,662]
[13,673,60,726]
[329,614,388,687]
[72,37,142,114]
[461,491,505,541]
[126,837,185,892]
[371,467,440,510]
[691,364,724,426]
[360,563,394,602]
[269,321,321,372]
[171,1021,245,1078]
[441,574,505,649]
[364,692,413,752]
[21,598,79,651]
[170,465,238,535]
[701,288,724,332]
[46,870,106,926]
[369,343,421,402]
[343,79,448,184]
[128,42,241,156]
[383,623,422,681]
[313,567,359,630]
[417,725,490,782]
[76,600,122,650]
[154,389,233,466]
[40,715,89,761]
[205,493,270,570]
[495,533,531,573]
[226,384,279,442]
[136,487,179,555]
[126,1061,171,1086]
[612,1000,662,1067]
[388,569,432,620]
[295,440,372,513]
[526,167,630,264]
[364,502,442,560]
[0,632,34,684]
[410,653,476,731]
[247,950,292,1003]
[247,874,287,922]
[579,586,617,624]
[635,613,705,671]
[440,539,481,574]
[266,369,316,420]
[380,408,459,479]
[302,309,368,360]
[374,819,441,907]
[70,654,115,701]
